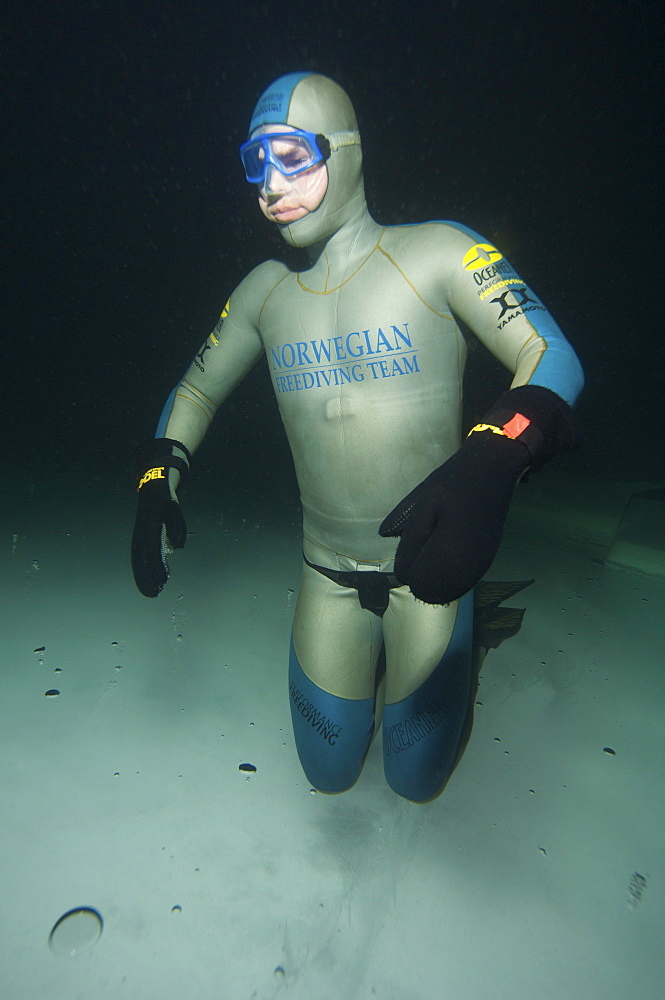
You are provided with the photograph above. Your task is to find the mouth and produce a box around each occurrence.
[264,203,309,224]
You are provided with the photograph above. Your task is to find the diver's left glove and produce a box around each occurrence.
[379,385,581,605]
[131,438,191,597]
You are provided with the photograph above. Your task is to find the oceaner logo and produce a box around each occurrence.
[383,700,446,755]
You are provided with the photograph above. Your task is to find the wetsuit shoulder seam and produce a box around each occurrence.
[375,240,453,319]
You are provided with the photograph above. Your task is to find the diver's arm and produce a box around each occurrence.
[131,262,285,597]
[379,224,584,605]
[443,222,584,406]
[156,277,268,466]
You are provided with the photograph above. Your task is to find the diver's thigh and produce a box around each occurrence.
[292,560,383,699]
[382,589,458,704]
[289,561,382,793]
[382,590,474,801]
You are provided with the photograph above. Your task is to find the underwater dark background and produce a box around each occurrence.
[3,0,662,507]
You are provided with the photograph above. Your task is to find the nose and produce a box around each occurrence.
[260,163,290,201]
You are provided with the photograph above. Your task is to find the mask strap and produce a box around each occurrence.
[326,130,361,150]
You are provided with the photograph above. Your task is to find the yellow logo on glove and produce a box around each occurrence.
[138,466,166,490]
[467,423,505,437]
[467,413,531,441]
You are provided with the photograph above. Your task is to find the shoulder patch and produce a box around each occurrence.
[462,244,503,270]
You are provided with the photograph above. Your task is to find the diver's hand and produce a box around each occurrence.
[380,385,581,605]
[131,439,190,598]
[379,432,529,605]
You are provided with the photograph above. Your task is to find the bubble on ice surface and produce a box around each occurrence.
[48,908,103,956]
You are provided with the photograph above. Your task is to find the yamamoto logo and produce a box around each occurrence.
[490,286,547,329]
[490,286,536,320]
[193,341,211,372]
[462,243,503,271]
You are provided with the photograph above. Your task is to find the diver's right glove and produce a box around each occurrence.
[131,438,191,598]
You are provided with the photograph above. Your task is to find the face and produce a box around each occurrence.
[254,125,329,225]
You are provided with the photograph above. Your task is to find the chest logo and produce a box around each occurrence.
[269,324,421,394]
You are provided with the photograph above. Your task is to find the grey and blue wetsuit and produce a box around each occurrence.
[155,74,583,801]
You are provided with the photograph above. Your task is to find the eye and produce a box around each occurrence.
[280,149,309,170]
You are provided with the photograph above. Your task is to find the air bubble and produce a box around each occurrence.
[48,907,103,956]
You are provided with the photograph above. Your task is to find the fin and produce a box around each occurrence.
[473,579,534,652]
[474,578,534,609]
[474,606,527,650]
[456,579,534,778]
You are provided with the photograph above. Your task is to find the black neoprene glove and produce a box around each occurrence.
[379,385,581,605]
[131,438,191,597]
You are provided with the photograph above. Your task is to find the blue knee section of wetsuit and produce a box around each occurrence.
[289,638,375,793]
[383,590,474,802]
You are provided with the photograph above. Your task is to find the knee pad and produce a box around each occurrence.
[289,638,375,793]
[383,591,474,802]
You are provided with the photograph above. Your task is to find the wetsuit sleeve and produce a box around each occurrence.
[443,222,584,406]
[379,222,583,604]
[155,262,286,458]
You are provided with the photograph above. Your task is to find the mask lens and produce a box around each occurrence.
[271,135,316,174]
[240,131,323,184]
[239,141,265,183]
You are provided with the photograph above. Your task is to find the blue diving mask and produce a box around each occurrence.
[239,129,332,185]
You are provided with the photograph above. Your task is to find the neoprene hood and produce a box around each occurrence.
[247,72,367,248]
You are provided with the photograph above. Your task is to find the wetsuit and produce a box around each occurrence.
[133,73,583,802]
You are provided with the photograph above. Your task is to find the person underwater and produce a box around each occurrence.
[131,72,583,802]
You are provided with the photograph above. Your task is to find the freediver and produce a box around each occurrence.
[131,73,583,802]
